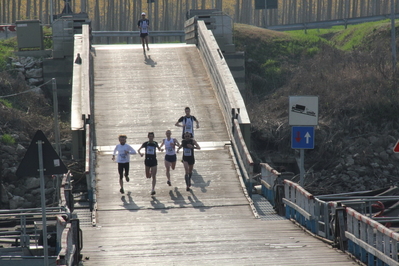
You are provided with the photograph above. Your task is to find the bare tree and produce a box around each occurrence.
[94,0,100,30]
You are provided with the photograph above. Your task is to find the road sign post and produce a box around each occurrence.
[289,96,318,186]
[291,126,315,185]
[16,130,68,265]
[38,140,49,266]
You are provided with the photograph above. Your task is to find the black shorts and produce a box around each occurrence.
[165,154,177,163]
[183,156,195,165]
[140,33,148,38]
[144,157,157,167]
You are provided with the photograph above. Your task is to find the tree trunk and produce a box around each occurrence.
[234,0,240,23]
[11,0,16,23]
[33,0,37,19]
[94,0,100,30]
[26,0,31,18]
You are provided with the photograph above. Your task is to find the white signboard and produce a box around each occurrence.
[289,96,319,126]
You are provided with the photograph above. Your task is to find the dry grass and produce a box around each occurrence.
[0,71,70,142]
[234,23,399,174]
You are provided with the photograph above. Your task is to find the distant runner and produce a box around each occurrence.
[138,12,150,52]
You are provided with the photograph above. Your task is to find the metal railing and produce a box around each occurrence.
[259,162,399,265]
[266,13,399,32]
[92,30,185,44]
[192,19,254,198]
[346,207,399,265]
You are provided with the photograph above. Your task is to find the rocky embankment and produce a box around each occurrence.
[0,56,77,209]
[0,133,73,209]
[279,132,399,195]
[9,56,44,86]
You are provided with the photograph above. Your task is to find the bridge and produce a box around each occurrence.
[2,19,399,266]
[68,20,361,265]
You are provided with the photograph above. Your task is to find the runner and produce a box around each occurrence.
[138,132,162,195]
[138,12,150,52]
[175,106,199,139]
[159,130,180,186]
[177,132,201,191]
[112,134,137,194]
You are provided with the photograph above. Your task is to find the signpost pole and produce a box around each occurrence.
[38,140,49,266]
[300,149,305,186]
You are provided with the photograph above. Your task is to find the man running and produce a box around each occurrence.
[138,132,162,195]
[175,107,200,139]
[177,132,201,191]
[159,130,180,186]
[138,12,150,52]
[112,134,137,194]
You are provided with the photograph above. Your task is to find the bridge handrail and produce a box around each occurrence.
[259,170,399,264]
[56,223,76,266]
[194,20,253,189]
[259,163,281,206]
[346,207,399,265]
[92,30,185,37]
[233,119,253,179]
[267,13,399,32]
[91,30,185,44]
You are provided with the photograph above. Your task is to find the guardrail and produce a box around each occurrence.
[346,207,399,266]
[71,24,95,217]
[193,20,251,145]
[190,19,254,197]
[266,13,399,32]
[56,223,76,266]
[0,171,79,265]
[259,162,399,265]
[91,30,185,44]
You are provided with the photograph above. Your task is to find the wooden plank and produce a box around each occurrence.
[81,44,356,265]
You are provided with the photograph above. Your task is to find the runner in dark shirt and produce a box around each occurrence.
[138,132,162,195]
[177,132,201,191]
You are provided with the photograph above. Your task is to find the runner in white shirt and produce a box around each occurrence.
[159,130,180,187]
[112,135,137,194]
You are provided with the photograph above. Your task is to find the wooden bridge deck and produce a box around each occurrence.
[80,43,356,265]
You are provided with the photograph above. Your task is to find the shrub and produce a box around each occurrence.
[1,134,15,145]
[0,98,12,108]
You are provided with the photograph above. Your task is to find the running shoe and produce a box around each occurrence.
[120,188,124,194]
[151,190,156,195]
[125,176,130,182]
[167,180,171,186]
[186,187,190,191]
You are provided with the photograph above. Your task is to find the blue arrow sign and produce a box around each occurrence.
[291,126,315,149]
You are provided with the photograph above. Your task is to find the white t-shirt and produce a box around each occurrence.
[164,138,176,156]
[113,144,136,163]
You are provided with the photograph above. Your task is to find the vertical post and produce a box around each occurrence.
[52,78,61,205]
[263,0,268,27]
[50,0,54,24]
[391,0,396,74]
[52,78,61,157]
[300,149,305,185]
[38,140,49,266]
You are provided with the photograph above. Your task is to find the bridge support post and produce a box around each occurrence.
[334,204,347,252]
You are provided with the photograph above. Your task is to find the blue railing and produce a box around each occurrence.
[260,162,399,265]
